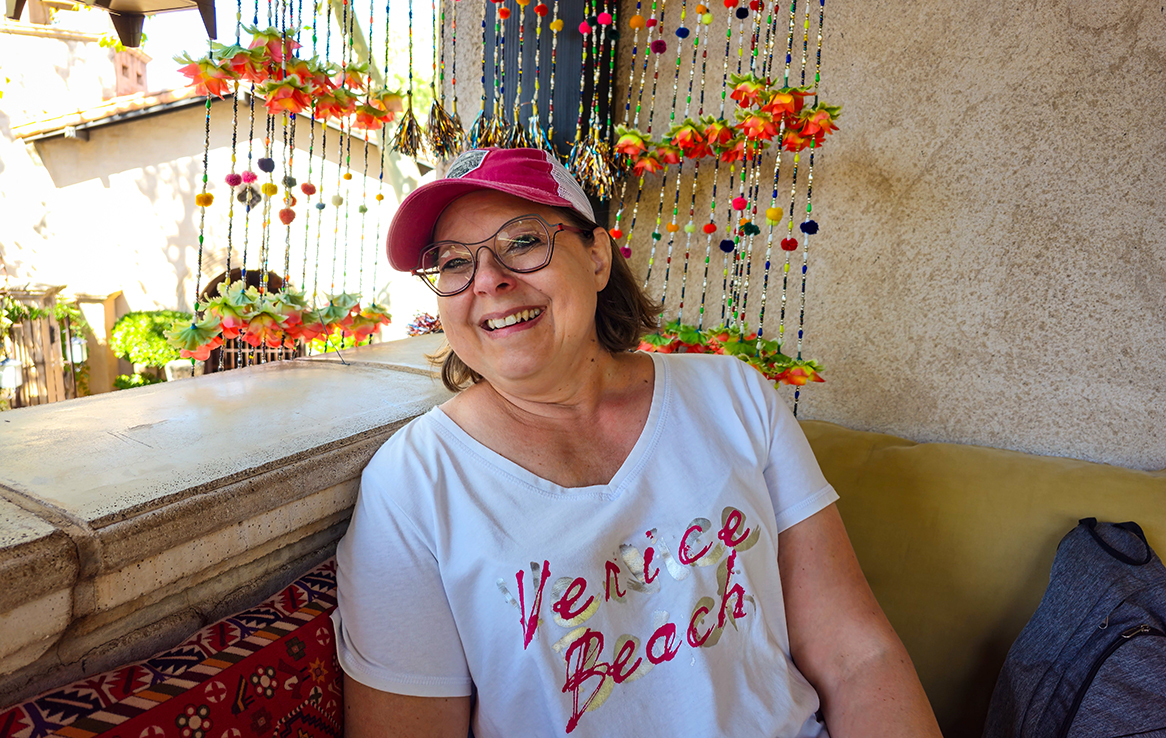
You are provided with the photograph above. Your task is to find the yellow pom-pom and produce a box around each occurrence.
[701,12,714,24]
[628,14,645,28]
[665,222,680,233]
[261,182,278,197]
[375,193,384,201]
[765,207,782,221]
[194,192,213,207]
[343,172,353,181]
[550,18,563,31]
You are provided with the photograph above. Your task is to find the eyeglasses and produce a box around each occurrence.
[413,214,590,297]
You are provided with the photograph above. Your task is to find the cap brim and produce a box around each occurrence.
[386,178,579,272]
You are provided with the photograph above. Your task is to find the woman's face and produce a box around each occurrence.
[432,190,612,390]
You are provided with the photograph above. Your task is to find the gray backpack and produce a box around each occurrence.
[983,518,1166,738]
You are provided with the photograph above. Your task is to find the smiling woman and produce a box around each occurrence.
[332,148,943,738]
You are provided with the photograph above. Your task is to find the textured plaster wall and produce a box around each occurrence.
[613,0,1166,471]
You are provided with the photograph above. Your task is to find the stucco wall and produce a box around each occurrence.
[612,0,1166,471]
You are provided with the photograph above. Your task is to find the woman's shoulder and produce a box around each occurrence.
[654,350,770,399]
[362,407,451,486]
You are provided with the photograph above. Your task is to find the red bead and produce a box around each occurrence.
[610,228,623,239]
[702,222,718,234]
[780,237,798,251]
[534,2,548,14]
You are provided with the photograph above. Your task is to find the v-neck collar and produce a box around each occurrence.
[427,352,669,500]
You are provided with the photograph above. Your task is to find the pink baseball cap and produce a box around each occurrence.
[386,147,596,272]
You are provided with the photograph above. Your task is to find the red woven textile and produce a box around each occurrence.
[0,559,343,738]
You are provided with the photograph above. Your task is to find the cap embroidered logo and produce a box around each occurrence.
[445,150,489,180]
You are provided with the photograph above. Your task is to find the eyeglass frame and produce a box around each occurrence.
[412,214,592,297]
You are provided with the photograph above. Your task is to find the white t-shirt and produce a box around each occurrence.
[334,352,839,737]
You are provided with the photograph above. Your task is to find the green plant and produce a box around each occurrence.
[110,310,191,368]
[114,373,163,390]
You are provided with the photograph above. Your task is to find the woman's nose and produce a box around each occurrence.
[472,246,514,293]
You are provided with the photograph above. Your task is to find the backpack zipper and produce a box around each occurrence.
[1055,623,1166,738]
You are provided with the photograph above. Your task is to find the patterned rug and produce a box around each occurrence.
[0,559,343,738]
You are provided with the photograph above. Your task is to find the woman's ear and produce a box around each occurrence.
[588,228,614,291]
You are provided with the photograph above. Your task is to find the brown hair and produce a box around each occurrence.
[433,208,660,392]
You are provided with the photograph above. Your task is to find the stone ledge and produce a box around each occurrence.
[0,336,451,707]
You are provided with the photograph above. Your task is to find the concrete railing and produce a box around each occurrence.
[0,334,451,707]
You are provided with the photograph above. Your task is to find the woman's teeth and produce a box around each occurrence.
[487,308,542,331]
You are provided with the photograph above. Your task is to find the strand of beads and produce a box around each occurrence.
[775,0,801,350]
[566,2,595,181]
[469,2,491,145]
[300,0,320,292]
[546,0,562,148]
[791,0,826,413]
[507,0,534,147]
[618,1,666,254]
[527,0,548,148]
[718,2,755,326]
[609,2,652,253]
[192,51,214,353]
[648,0,692,309]
[754,0,788,347]
[674,4,712,324]
[695,3,733,329]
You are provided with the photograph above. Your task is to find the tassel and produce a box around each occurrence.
[528,115,554,155]
[468,110,490,148]
[391,106,426,158]
[507,105,533,149]
[425,99,465,159]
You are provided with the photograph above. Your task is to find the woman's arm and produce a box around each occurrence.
[778,504,943,737]
[344,675,471,738]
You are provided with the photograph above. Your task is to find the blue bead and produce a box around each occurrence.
[676,26,689,38]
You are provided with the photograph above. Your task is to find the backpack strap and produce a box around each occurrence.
[1079,518,1152,566]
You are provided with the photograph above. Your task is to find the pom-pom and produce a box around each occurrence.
[676,26,690,38]
[651,231,662,241]
[588,15,598,24]
[286,193,298,207]
[281,175,297,188]
[780,237,798,251]
[695,3,708,11]
[343,172,353,181]
[646,18,657,28]
[550,18,563,31]
[358,204,368,213]
[628,14,645,28]
[375,193,384,201]
[278,208,295,225]
[701,12,714,24]
[241,170,258,183]
[719,239,735,253]
[684,222,696,233]
[257,157,275,172]
[498,7,510,19]
[194,192,213,207]
[765,206,782,222]
[597,12,612,24]
[534,2,548,15]
[261,182,278,197]
[609,29,621,39]
[799,219,819,234]
[735,6,749,18]
[749,0,763,9]
[315,202,326,210]
[666,222,680,232]
[578,20,591,33]
[731,196,747,210]
[237,186,261,207]
[610,228,624,239]
[702,222,718,234]
[225,173,243,187]
[300,182,317,195]
[723,0,737,7]
[516,0,529,4]
[650,39,667,53]
[331,194,344,206]
[620,246,632,259]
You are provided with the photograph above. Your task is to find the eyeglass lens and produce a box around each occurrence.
[418,217,555,295]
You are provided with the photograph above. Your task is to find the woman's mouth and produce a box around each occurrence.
[482,307,544,332]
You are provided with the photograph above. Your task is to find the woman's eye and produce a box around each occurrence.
[503,235,543,253]
[439,257,472,273]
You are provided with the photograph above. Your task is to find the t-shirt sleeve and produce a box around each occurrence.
[332,439,473,698]
[747,365,839,533]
